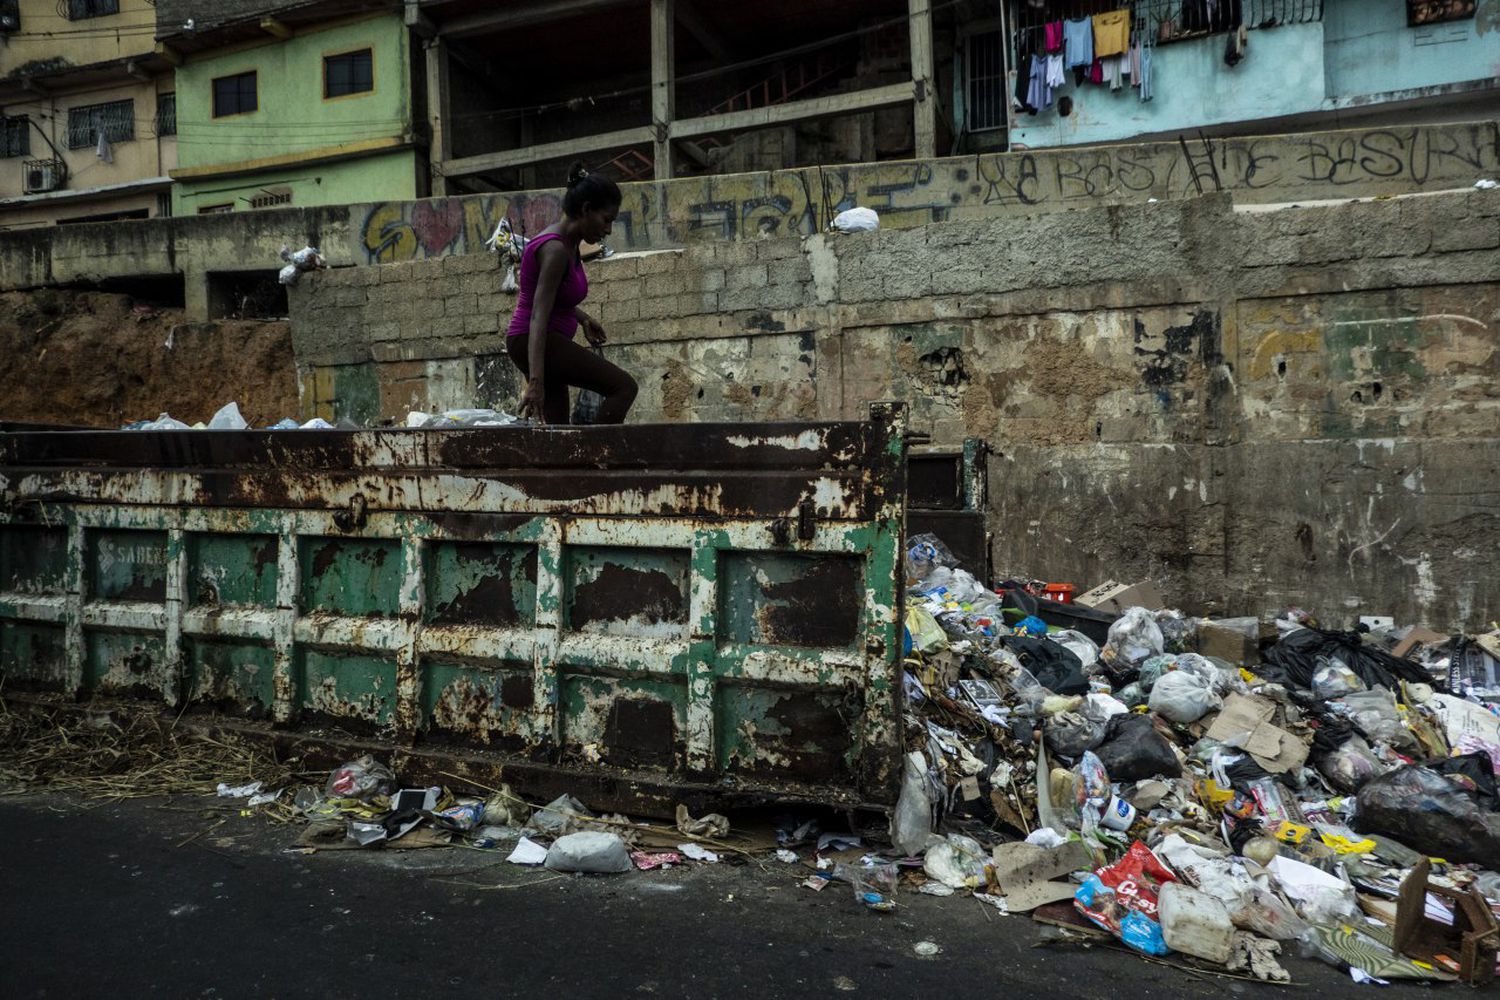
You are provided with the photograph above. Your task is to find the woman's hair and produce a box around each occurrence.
[562,161,622,218]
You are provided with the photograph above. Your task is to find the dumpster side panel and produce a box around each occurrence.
[0,409,907,808]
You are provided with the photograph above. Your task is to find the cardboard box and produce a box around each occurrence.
[1197,622,1260,665]
[1392,626,1447,660]
[1075,579,1163,615]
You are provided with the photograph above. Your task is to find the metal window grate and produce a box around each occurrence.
[64,0,118,19]
[155,93,176,137]
[1009,1,1323,44]
[249,188,293,209]
[1,115,29,158]
[966,29,1007,132]
[66,99,134,149]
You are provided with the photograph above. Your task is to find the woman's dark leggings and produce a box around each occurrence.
[505,330,638,424]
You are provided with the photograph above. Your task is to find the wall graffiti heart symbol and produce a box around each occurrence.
[410,199,466,255]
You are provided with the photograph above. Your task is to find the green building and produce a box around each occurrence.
[168,8,425,215]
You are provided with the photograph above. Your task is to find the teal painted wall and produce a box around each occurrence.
[1324,0,1500,101]
[1010,23,1328,149]
[172,13,418,213]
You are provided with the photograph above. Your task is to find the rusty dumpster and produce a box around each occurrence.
[0,405,908,815]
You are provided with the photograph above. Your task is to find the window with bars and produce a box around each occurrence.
[66,99,134,149]
[1,116,29,158]
[965,29,1007,132]
[155,93,177,136]
[249,188,293,209]
[65,0,119,19]
[213,72,257,117]
[324,49,374,99]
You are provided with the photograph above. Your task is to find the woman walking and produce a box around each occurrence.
[506,162,638,424]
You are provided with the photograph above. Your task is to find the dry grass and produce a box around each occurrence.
[0,696,298,802]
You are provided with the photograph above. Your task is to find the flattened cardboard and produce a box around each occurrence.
[1207,693,1309,774]
[1393,627,1447,660]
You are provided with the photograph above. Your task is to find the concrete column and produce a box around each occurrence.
[650,0,675,179]
[908,0,936,159]
[425,38,452,196]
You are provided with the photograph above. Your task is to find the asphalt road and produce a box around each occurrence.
[0,793,1439,999]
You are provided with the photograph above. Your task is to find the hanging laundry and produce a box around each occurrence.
[1044,21,1064,54]
[95,131,112,164]
[1129,38,1142,83]
[1045,52,1065,91]
[1013,29,1038,114]
[1026,53,1055,112]
[1105,54,1125,92]
[1063,17,1093,69]
[1224,23,1248,66]
[1088,57,1105,85]
[1092,9,1131,58]
[1138,41,1154,102]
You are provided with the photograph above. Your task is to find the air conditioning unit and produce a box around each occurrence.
[24,159,61,194]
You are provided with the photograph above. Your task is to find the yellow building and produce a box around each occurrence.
[0,0,176,229]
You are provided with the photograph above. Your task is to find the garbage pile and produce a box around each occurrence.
[121,401,521,431]
[891,532,1500,984]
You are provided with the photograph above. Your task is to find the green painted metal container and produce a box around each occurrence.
[0,406,908,814]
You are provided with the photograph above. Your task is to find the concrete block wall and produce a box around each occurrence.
[291,186,1500,631]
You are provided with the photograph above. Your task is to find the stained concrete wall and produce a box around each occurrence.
[290,185,1500,633]
[2,119,1495,320]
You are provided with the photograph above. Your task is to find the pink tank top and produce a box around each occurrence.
[506,232,588,339]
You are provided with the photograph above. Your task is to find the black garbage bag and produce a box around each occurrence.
[1093,714,1183,782]
[1259,627,1432,693]
[1001,634,1087,695]
[1353,764,1500,868]
[1428,751,1499,807]
[1220,753,1277,793]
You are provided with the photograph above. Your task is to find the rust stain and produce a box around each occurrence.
[571,563,684,629]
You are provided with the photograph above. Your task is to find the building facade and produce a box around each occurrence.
[999,0,1500,150]
[164,4,425,216]
[0,0,177,229]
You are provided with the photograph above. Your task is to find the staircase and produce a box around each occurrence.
[604,49,856,182]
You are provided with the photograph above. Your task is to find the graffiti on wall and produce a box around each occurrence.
[357,170,822,263]
[355,122,1500,263]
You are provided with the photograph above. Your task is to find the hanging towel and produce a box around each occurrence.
[95,130,112,163]
[1062,17,1093,69]
[1092,9,1131,58]
[1044,21,1064,54]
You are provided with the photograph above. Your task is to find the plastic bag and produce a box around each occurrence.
[905,607,948,655]
[1046,711,1106,759]
[1049,629,1100,671]
[1259,626,1430,692]
[1074,840,1176,955]
[890,751,935,856]
[324,755,395,800]
[1156,610,1196,652]
[1335,688,1409,746]
[1149,669,1222,724]
[1353,764,1500,868]
[1106,607,1165,667]
[1316,734,1384,793]
[1311,656,1365,700]
[923,833,987,889]
[1073,750,1112,832]
[1094,713,1183,781]
[830,206,880,233]
[905,533,956,586]
[836,861,898,911]
[1003,634,1087,695]
[278,244,327,285]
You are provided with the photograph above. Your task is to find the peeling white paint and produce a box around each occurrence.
[726,430,824,451]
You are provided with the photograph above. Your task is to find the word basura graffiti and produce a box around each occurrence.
[357,122,1500,263]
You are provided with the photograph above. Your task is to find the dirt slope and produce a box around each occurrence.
[0,290,297,428]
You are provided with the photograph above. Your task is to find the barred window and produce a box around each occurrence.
[1,116,29,158]
[1009,0,1323,44]
[155,93,177,137]
[249,187,293,209]
[965,29,1006,132]
[66,0,119,19]
[67,99,134,149]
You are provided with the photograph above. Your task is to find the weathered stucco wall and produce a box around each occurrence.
[291,185,1500,632]
[2,119,1494,321]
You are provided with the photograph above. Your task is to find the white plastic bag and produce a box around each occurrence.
[208,401,248,430]
[1106,607,1165,666]
[830,207,879,233]
[891,751,935,856]
[278,244,327,286]
[1149,669,1221,724]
